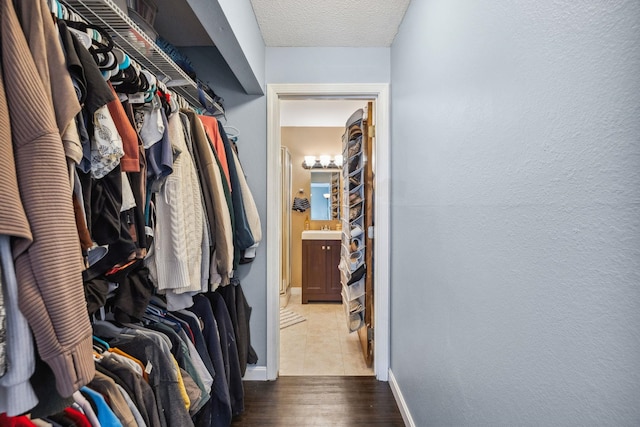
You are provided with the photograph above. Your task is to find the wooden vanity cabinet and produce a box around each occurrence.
[302,239,342,303]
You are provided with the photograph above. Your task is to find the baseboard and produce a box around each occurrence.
[243,365,268,381]
[388,369,416,427]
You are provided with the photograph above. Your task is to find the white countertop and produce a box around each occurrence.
[302,230,342,240]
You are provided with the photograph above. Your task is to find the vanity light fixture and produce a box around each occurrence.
[304,156,317,168]
[302,155,344,170]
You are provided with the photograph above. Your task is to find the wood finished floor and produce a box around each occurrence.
[232,377,405,426]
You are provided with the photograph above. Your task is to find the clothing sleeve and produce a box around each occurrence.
[0,237,38,416]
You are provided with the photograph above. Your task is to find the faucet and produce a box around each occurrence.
[321,224,331,231]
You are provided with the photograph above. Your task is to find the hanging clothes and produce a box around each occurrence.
[97,355,161,427]
[0,237,38,415]
[206,292,244,417]
[105,334,194,427]
[185,111,234,287]
[198,115,231,190]
[188,295,232,427]
[14,0,82,155]
[150,109,208,309]
[217,120,254,260]
[230,149,262,263]
[216,281,258,376]
[1,0,262,421]
[1,0,94,398]
[0,27,36,415]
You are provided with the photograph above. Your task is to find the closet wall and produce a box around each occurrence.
[265,47,391,83]
[390,0,640,425]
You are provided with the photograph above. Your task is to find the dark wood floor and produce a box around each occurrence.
[232,376,405,426]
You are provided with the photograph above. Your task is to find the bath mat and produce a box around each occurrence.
[280,308,306,329]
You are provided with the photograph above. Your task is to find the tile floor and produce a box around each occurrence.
[280,288,373,376]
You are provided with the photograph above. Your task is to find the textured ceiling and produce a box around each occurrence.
[250,0,411,47]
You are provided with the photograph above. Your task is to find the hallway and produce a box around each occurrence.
[232,377,404,426]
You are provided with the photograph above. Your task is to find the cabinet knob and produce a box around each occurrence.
[322,246,325,250]
[326,246,331,250]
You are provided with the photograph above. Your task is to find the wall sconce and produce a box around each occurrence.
[302,155,343,170]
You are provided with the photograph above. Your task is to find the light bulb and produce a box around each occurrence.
[319,155,331,167]
[304,156,316,168]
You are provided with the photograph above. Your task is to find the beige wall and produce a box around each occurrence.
[282,126,343,287]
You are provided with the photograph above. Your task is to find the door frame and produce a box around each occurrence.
[266,83,390,381]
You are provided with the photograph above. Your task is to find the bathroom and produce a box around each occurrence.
[278,99,373,376]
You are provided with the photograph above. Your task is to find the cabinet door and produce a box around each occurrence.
[327,240,342,296]
[302,240,327,303]
[302,240,342,303]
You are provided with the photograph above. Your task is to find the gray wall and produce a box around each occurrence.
[217,0,266,91]
[390,0,640,425]
[266,47,390,83]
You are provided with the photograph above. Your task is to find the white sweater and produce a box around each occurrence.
[152,112,207,300]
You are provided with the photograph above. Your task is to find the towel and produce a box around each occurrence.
[292,197,310,212]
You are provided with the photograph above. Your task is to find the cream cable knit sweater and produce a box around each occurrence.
[152,112,207,298]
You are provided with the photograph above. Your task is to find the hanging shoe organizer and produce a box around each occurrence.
[339,109,367,332]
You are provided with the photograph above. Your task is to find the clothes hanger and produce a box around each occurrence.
[65,21,114,54]
[92,335,111,350]
[224,125,240,142]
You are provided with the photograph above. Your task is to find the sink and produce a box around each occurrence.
[302,230,341,240]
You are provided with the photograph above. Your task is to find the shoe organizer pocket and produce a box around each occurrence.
[349,184,364,207]
[348,201,363,222]
[349,215,365,237]
[345,275,365,300]
[348,167,364,190]
[347,151,363,171]
[347,311,364,332]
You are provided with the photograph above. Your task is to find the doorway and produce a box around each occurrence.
[265,83,390,381]
[279,100,371,375]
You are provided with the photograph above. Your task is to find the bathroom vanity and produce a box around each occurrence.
[301,230,342,303]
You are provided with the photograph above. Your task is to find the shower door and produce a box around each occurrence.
[280,147,292,296]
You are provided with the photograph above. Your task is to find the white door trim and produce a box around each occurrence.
[266,83,390,381]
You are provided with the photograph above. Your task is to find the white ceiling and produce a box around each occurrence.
[250,0,411,47]
[280,100,367,127]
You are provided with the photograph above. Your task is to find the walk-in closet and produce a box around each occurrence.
[0,0,261,425]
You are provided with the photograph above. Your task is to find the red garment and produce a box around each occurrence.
[0,413,37,427]
[63,407,92,427]
[199,115,231,191]
[107,82,140,172]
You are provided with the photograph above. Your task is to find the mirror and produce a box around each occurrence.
[310,171,340,220]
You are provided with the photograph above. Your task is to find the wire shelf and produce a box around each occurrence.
[61,0,224,115]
